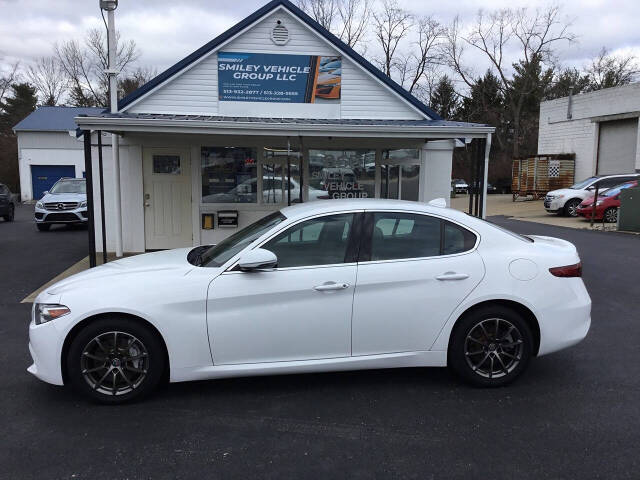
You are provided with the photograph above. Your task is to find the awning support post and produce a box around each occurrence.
[83,130,97,268]
[481,133,492,219]
[112,134,123,257]
[97,131,107,264]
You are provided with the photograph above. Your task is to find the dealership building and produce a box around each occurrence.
[76,0,493,257]
[538,82,640,181]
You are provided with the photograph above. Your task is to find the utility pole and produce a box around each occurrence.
[101,0,123,257]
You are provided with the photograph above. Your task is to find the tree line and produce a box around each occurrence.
[1,1,639,191]
[296,0,639,186]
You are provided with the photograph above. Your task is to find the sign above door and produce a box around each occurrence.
[218,52,341,104]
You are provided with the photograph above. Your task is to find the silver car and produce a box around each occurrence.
[34,178,87,231]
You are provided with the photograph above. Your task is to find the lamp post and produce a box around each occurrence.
[100,0,123,258]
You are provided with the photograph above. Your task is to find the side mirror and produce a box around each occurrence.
[42,191,49,196]
[237,248,277,272]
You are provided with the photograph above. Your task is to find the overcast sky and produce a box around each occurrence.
[1,0,639,81]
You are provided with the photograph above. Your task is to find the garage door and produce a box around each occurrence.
[31,165,76,200]
[597,118,638,175]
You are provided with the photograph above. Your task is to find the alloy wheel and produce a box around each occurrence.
[604,208,618,223]
[464,318,524,379]
[80,331,149,396]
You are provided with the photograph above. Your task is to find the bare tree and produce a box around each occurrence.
[586,47,639,90]
[296,0,337,31]
[336,0,371,49]
[372,0,413,77]
[402,16,444,94]
[443,6,575,157]
[26,57,68,106]
[0,61,20,111]
[55,28,139,107]
[118,66,158,98]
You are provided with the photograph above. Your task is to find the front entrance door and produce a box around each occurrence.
[143,148,193,250]
[377,150,421,201]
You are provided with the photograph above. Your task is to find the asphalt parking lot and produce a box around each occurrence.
[2,203,639,479]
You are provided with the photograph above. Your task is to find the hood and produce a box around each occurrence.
[40,192,86,203]
[546,188,572,196]
[46,248,194,295]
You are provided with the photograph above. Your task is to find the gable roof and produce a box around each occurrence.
[118,0,442,120]
[13,106,104,132]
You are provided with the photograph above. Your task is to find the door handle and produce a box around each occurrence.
[435,272,469,281]
[313,282,350,291]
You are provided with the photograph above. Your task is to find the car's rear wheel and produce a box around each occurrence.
[66,318,165,404]
[36,223,50,231]
[3,204,14,221]
[604,207,618,223]
[564,198,581,217]
[449,305,533,387]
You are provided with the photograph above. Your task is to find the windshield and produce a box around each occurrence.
[601,181,636,197]
[471,215,533,243]
[50,179,86,194]
[200,211,286,267]
[569,177,597,190]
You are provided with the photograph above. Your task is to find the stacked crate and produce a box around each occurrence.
[512,154,575,200]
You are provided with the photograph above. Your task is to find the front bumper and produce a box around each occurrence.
[576,205,603,219]
[544,197,564,212]
[34,206,87,224]
[28,318,65,385]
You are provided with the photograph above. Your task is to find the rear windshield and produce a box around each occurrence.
[473,217,533,243]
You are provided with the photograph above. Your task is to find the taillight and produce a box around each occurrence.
[549,262,582,277]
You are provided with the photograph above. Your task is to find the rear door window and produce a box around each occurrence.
[363,212,477,261]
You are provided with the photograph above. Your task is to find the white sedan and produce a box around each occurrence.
[28,199,591,403]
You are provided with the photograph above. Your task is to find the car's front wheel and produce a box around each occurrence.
[449,305,533,387]
[66,318,165,404]
[564,198,582,217]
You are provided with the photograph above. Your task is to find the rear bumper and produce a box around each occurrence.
[538,279,592,356]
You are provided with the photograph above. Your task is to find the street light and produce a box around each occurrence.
[100,0,118,11]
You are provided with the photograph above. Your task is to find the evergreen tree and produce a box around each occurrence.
[0,83,38,192]
[430,76,460,119]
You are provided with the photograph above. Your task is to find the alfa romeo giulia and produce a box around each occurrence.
[28,199,591,403]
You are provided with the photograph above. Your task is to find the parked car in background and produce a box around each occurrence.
[544,173,640,217]
[34,178,87,231]
[486,183,498,194]
[576,180,637,222]
[28,199,591,403]
[0,183,16,222]
[452,179,469,194]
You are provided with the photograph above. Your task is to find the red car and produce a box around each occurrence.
[576,180,637,222]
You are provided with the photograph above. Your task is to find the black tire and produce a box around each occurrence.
[3,204,14,222]
[36,223,51,231]
[448,305,533,387]
[66,317,166,404]
[603,207,618,223]
[563,198,581,217]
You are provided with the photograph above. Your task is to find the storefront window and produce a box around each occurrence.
[201,147,257,203]
[263,147,302,204]
[381,149,420,202]
[308,149,375,200]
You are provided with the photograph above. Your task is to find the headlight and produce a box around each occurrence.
[79,201,87,208]
[34,303,70,325]
[35,201,43,209]
[555,194,564,199]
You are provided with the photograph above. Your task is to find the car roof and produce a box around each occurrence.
[280,198,473,223]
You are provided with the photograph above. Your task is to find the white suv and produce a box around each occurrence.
[545,173,640,217]
[34,178,87,231]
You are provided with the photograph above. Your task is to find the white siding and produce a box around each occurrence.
[128,8,423,120]
[538,82,640,180]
